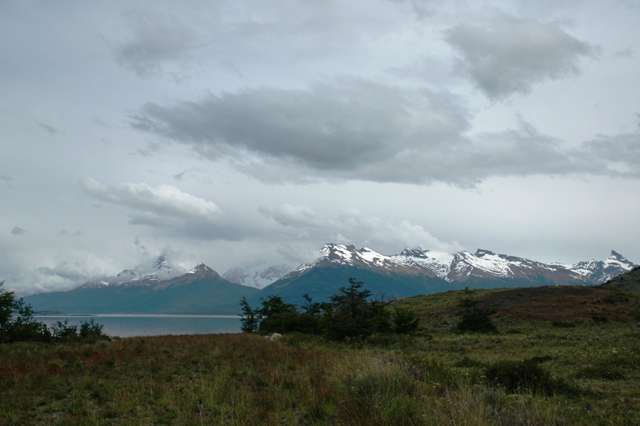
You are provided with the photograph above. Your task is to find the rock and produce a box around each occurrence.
[270,333,283,341]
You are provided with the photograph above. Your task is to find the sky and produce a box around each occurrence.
[2,0,639,295]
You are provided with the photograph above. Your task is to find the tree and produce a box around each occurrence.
[255,295,299,334]
[456,288,497,333]
[321,278,391,341]
[0,281,51,343]
[391,306,419,334]
[239,296,258,333]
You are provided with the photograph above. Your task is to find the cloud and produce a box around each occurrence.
[80,178,223,222]
[114,10,198,77]
[77,178,253,241]
[573,131,640,177]
[38,122,58,134]
[446,14,595,99]
[11,226,27,236]
[131,77,624,186]
[260,204,462,254]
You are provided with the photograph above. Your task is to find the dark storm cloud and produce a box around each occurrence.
[446,14,595,99]
[114,10,197,77]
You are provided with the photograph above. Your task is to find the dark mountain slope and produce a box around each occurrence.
[25,265,257,314]
[602,266,640,293]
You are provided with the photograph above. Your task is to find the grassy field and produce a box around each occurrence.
[1,285,640,425]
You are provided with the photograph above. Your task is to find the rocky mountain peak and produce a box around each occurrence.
[189,263,215,274]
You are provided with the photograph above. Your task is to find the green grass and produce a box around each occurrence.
[2,286,640,424]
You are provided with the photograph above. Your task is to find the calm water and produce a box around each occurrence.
[35,314,242,338]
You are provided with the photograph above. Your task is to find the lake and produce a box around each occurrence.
[35,314,242,338]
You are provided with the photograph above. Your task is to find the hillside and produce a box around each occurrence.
[393,284,640,325]
[602,266,640,292]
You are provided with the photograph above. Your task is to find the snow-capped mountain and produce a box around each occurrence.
[286,244,428,279]
[282,244,636,285]
[558,251,636,283]
[223,262,294,289]
[80,255,180,288]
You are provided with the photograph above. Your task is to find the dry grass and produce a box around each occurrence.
[2,285,640,424]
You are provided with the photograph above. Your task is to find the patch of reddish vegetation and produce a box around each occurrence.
[475,286,639,322]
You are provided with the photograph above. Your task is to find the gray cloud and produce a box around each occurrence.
[573,132,640,177]
[114,10,198,77]
[130,78,621,185]
[38,122,58,134]
[11,226,27,236]
[132,78,470,171]
[447,14,595,99]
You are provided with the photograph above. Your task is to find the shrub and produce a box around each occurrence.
[552,321,576,328]
[79,319,109,342]
[576,363,626,381]
[484,359,575,396]
[50,319,109,343]
[391,306,419,334]
[592,315,608,324]
[321,279,391,341]
[51,319,79,343]
[240,278,393,341]
[0,282,51,343]
[456,289,497,334]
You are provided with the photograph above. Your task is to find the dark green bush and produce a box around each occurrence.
[240,279,395,341]
[0,283,51,343]
[576,365,626,380]
[552,321,576,328]
[51,319,79,343]
[484,359,575,396]
[456,289,497,334]
[592,315,608,324]
[391,306,419,334]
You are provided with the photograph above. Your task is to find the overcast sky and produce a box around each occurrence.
[2,0,639,295]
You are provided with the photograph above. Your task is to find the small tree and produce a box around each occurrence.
[50,319,79,343]
[322,278,391,341]
[255,295,299,334]
[456,288,497,333]
[391,306,419,334]
[0,282,51,343]
[239,296,258,333]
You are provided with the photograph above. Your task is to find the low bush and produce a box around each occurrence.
[552,321,576,328]
[576,365,626,381]
[484,359,576,396]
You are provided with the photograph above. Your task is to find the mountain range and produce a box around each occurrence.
[24,244,636,314]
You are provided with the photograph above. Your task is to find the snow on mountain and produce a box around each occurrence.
[78,246,637,292]
[283,244,637,285]
[285,243,432,280]
[391,248,453,278]
[81,255,180,288]
[563,250,636,283]
[223,262,295,289]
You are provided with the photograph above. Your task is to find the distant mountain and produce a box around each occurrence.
[25,263,256,315]
[392,248,635,285]
[23,244,636,315]
[223,262,294,289]
[251,244,637,307]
